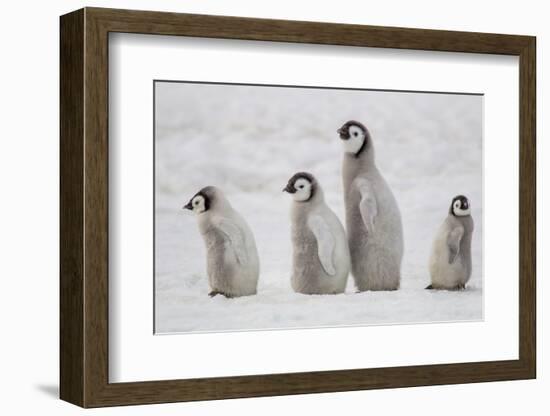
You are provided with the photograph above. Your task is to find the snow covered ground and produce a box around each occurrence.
[154,81,483,334]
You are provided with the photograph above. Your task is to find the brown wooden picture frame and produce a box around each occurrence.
[60,7,536,408]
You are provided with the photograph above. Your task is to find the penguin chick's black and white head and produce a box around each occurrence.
[450,195,471,217]
[283,172,316,202]
[183,187,213,214]
[337,120,369,156]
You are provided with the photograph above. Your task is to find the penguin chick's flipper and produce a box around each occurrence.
[447,226,464,264]
[307,215,336,276]
[357,180,377,234]
[425,284,434,290]
[216,218,249,265]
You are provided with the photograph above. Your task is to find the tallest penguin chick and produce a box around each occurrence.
[338,120,404,291]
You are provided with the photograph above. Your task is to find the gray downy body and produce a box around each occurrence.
[342,132,404,291]
[290,185,350,295]
[195,187,260,297]
[429,213,474,290]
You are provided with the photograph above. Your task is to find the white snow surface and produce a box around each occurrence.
[154,82,483,334]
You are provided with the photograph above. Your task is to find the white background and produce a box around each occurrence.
[0,0,546,414]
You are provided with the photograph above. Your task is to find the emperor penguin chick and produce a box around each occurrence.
[427,195,474,290]
[184,186,260,297]
[284,172,350,295]
[338,120,404,291]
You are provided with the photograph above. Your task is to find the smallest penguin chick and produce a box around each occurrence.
[283,172,350,295]
[427,195,474,290]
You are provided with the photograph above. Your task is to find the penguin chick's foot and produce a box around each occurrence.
[357,286,399,292]
[208,290,234,298]
[425,284,467,291]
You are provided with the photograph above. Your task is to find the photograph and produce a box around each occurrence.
[154,80,483,334]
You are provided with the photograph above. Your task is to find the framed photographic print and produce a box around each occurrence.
[60,7,536,408]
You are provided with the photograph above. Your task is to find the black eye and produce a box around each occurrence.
[299,185,304,189]
[353,132,358,137]
[194,200,198,205]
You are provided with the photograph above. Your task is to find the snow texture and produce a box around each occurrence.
[154,82,483,334]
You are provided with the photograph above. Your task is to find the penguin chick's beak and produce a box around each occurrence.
[283,183,296,193]
[337,128,349,140]
[183,201,193,210]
